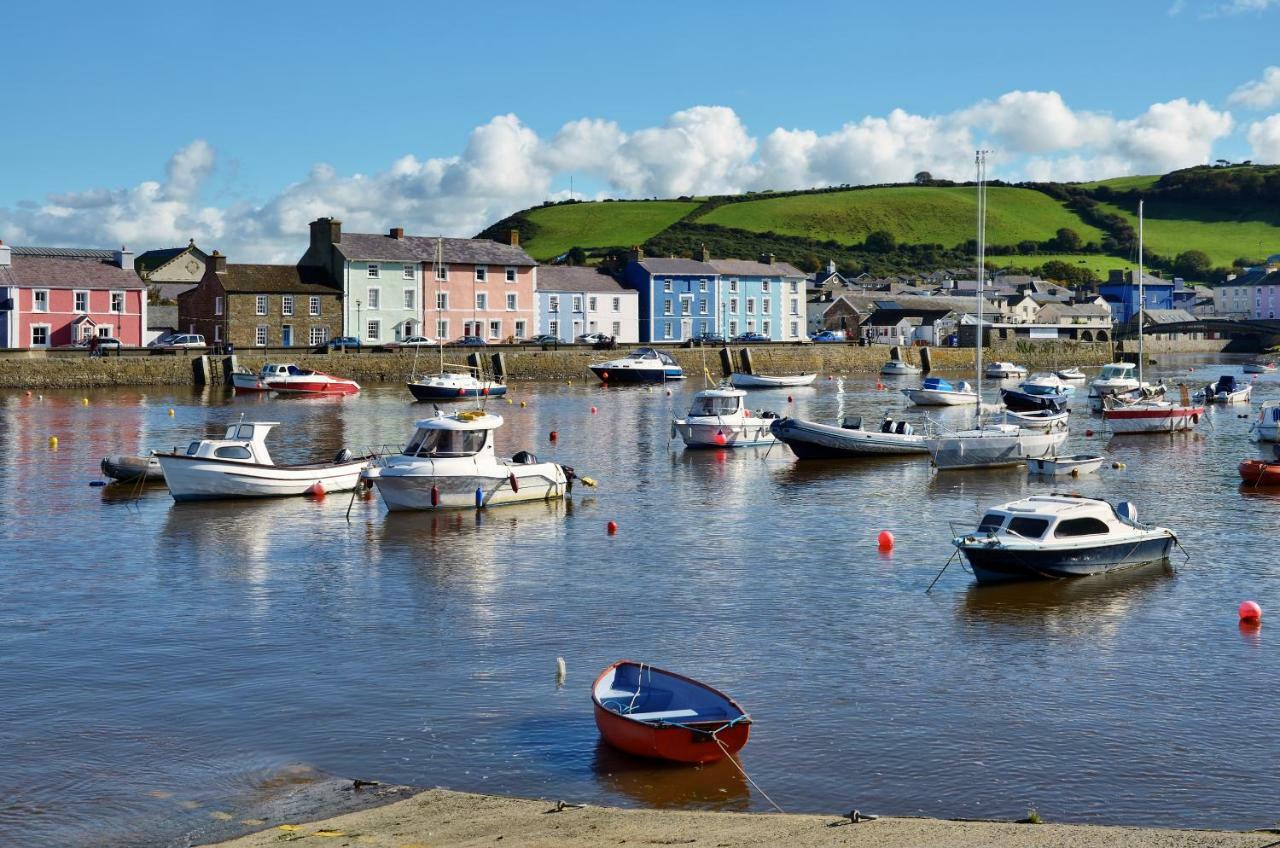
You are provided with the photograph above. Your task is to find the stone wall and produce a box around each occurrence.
[0,355,195,388]
[1116,337,1230,353]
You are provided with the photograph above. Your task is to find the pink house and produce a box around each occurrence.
[0,242,146,348]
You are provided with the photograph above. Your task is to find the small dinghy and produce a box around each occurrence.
[1243,362,1277,374]
[592,661,751,764]
[1027,454,1104,477]
[1055,367,1087,381]
[728,372,817,388]
[1195,374,1251,404]
[1239,445,1280,485]
[769,415,929,458]
[100,453,164,483]
[992,408,1069,432]
[880,359,921,376]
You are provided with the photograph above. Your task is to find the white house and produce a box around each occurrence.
[535,265,639,343]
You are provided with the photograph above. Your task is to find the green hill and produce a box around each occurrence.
[697,186,1105,248]
[1075,175,1160,191]
[517,200,698,261]
[1095,199,1280,267]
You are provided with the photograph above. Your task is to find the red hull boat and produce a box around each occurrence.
[591,661,751,764]
[1240,459,1280,486]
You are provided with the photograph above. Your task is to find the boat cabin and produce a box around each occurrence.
[626,347,678,366]
[687,389,746,418]
[972,495,1139,542]
[401,411,501,459]
[1096,363,1137,381]
[183,421,279,465]
[259,363,315,377]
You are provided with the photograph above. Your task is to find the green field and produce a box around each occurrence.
[520,200,699,260]
[698,186,1105,248]
[988,252,1136,277]
[1076,174,1160,191]
[1096,200,1280,266]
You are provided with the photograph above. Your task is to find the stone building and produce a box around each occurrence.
[178,252,343,349]
[135,240,210,302]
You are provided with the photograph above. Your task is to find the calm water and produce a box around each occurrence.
[3,355,1279,846]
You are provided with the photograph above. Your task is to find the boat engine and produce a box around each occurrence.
[334,448,353,463]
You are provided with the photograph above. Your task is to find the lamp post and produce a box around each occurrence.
[356,300,362,344]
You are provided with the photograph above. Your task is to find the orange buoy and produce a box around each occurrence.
[713,430,728,446]
[1239,600,1262,624]
[308,481,326,498]
[877,530,894,551]
[607,520,618,535]
[549,430,558,441]
[482,386,489,396]
[602,371,609,380]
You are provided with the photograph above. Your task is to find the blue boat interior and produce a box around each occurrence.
[596,663,741,724]
[922,377,954,391]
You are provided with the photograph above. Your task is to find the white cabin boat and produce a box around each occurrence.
[1087,362,1141,410]
[363,411,576,510]
[590,348,684,383]
[984,361,1027,379]
[672,387,777,448]
[1253,401,1280,441]
[1243,362,1277,374]
[728,372,818,388]
[902,377,978,406]
[155,421,368,501]
[407,368,507,401]
[1026,454,1104,477]
[232,363,360,395]
[1194,374,1251,404]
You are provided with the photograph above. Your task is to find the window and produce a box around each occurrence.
[762,297,771,315]
[367,263,380,278]
[746,297,756,315]
[572,295,583,312]
[214,324,222,342]
[514,320,526,339]
[1054,517,1111,538]
[282,295,294,317]
[699,280,708,292]
[74,291,88,313]
[506,293,517,310]
[436,292,448,310]
[729,297,738,313]
[476,292,487,310]
[762,320,771,336]
[367,288,380,309]
[729,279,738,293]
[548,295,559,312]
[681,298,691,315]
[700,299,708,315]
[505,266,517,283]
[404,289,415,310]
[30,325,49,346]
[255,325,267,346]
[436,319,449,338]
[762,280,771,292]
[255,295,267,315]
[281,325,293,346]
[33,290,48,312]
[309,296,320,316]
[475,265,488,282]
[214,445,253,460]
[111,291,125,313]
[664,321,673,338]
[790,298,800,315]
[214,296,224,316]
[729,320,738,336]
[366,319,380,341]
[790,280,799,293]
[664,300,673,315]
[661,279,673,293]
[789,320,799,337]
[402,264,415,280]
[1007,517,1049,538]
[434,264,449,282]
[403,427,487,458]
[977,513,1004,532]
[488,320,501,339]
[612,297,621,312]
[548,320,559,336]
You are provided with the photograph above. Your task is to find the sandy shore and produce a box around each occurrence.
[203,786,1277,848]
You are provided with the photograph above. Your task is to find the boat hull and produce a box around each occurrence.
[927,428,1068,470]
[728,372,817,388]
[590,365,683,384]
[1104,405,1204,433]
[592,702,749,764]
[264,378,360,395]
[959,534,1175,584]
[156,454,368,501]
[1026,455,1104,476]
[366,465,567,510]
[1243,364,1276,374]
[407,381,507,400]
[879,363,921,377]
[902,388,977,406]
[769,417,928,458]
[100,454,164,482]
[1000,388,1068,413]
[1204,388,1251,404]
[230,373,270,392]
[1239,459,1280,485]
[993,410,1068,432]
[672,419,776,448]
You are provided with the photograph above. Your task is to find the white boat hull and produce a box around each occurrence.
[728,372,818,388]
[902,387,978,406]
[926,427,1068,470]
[1104,405,1204,434]
[157,455,368,501]
[1202,387,1251,404]
[879,362,922,376]
[769,417,928,457]
[1027,455,1104,476]
[672,418,776,447]
[366,464,567,510]
[993,409,1069,432]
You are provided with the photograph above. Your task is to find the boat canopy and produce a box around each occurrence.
[1215,375,1238,392]
[625,347,678,365]
[1097,363,1137,380]
[922,377,956,391]
[414,411,504,431]
[403,426,488,457]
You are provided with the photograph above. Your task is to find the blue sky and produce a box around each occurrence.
[2,0,1279,258]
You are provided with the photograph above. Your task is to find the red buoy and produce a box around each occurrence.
[877,530,894,550]
[1085,429,1094,437]
[607,520,618,535]
[307,481,326,498]
[713,430,728,446]
[430,485,440,507]
[787,395,793,403]
[1239,600,1262,624]
[550,430,558,441]
[509,472,519,493]
[602,371,609,380]
[457,388,465,396]
[591,406,597,414]
[482,386,489,396]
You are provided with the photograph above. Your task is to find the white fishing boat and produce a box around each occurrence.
[1254,401,1280,441]
[362,410,582,510]
[992,408,1069,432]
[768,415,929,458]
[984,361,1027,379]
[1243,362,1277,374]
[232,363,360,395]
[1194,374,1251,404]
[1087,363,1166,411]
[1026,454,1105,477]
[921,152,1067,470]
[953,495,1176,584]
[671,387,777,448]
[1055,367,1087,381]
[728,372,818,388]
[902,376,978,406]
[1023,373,1076,395]
[155,421,369,501]
[880,359,922,376]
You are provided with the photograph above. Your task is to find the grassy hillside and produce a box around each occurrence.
[1076,175,1160,191]
[988,252,1136,276]
[698,186,1105,248]
[519,200,698,260]
[1096,199,1280,266]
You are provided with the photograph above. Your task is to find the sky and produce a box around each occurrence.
[2,0,1280,261]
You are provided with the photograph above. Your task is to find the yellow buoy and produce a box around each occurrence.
[168,408,175,416]
[48,436,58,449]
[520,401,527,408]
[82,397,89,406]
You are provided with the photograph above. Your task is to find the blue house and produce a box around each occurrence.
[709,256,807,341]
[622,253,719,343]
[1099,269,1173,325]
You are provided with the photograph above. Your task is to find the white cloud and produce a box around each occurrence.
[1247,114,1280,161]
[0,95,1246,261]
[1229,66,1280,109]
[1217,0,1279,11]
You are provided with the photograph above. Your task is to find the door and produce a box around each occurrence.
[281,325,293,347]
[680,319,692,340]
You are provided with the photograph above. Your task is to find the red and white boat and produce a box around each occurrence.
[591,661,751,764]
[1103,395,1204,433]
[232,362,360,395]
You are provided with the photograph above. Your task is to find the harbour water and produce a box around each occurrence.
[2,355,1278,846]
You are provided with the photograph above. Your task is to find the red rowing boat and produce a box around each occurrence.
[591,661,751,764]
[1240,459,1280,486]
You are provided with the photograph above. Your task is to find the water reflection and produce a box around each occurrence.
[591,739,750,810]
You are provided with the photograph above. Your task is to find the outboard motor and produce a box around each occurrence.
[334,448,353,463]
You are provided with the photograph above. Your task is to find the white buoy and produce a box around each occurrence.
[555,656,566,685]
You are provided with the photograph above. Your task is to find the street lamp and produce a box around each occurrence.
[356,300,362,341]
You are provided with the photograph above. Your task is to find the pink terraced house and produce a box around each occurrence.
[0,242,146,349]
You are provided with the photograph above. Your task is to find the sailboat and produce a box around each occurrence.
[407,238,507,401]
[923,151,1067,470]
[1102,202,1203,434]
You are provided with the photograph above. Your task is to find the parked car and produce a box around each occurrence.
[148,333,178,348]
[325,336,361,350]
[449,335,487,346]
[575,332,608,345]
[161,333,207,350]
[383,336,437,349]
[692,332,726,346]
[810,330,846,343]
[732,331,770,343]
[524,334,560,345]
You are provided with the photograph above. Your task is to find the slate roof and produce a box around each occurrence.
[634,257,717,276]
[863,307,956,327]
[709,258,805,277]
[1134,308,1196,325]
[2,247,143,289]
[135,246,188,275]
[535,265,629,293]
[1035,302,1111,322]
[335,233,536,266]
[218,264,341,295]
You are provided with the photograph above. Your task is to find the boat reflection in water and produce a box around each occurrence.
[590,739,749,811]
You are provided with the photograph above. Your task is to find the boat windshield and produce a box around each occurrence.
[690,396,740,416]
[977,513,1004,532]
[626,348,658,360]
[403,427,487,457]
[1006,517,1050,539]
[1098,364,1133,379]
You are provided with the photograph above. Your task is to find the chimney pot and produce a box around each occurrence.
[210,250,227,273]
[389,227,405,240]
[114,244,134,270]
[509,229,520,247]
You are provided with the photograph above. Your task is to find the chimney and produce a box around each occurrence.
[389,227,405,240]
[114,244,134,270]
[827,258,836,274]
[210,250,227,273]
[698,244,710,262]
[0,239,9,268]
[628,244,644,264]
[309,217,342,252]
[509,229,520,247]
[760,252,775,266]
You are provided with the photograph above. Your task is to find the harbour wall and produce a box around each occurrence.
[0,341,1180,390]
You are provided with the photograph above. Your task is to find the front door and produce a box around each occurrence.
[281,325,293,347]
[681,319,692,340]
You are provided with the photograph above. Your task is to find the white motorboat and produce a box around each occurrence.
[155,421,369,501]
[672,387,777,448]
[902,377,978,406]
[1022,373,1076,395]
[231,363,361,395]
[589,347,684,383]
[100,453,164,482]
[984,361,1027,379]
[407,367,507,401]
[1254,401,1280,441]
[768,415,929,458]
[728,372,818,388]
[880,360,922,376]
[1086,362,1166,411]
[1194,374,1251,404]
[363,410,580,510]
[952,494,1176,584]
[1243,362,1277,374]
[992,408,1069,432]
[1055,367,1087,381]
[1026,454,1105,477]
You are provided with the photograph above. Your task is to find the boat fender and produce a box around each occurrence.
[1191,413,1200,425]
[475,487,484,508]
[430,485,440,507]
[509,472,519,493]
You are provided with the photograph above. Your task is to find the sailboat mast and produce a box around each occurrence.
[436,237,445,374]
[975,150,986,422]
[1137,200,1145,386]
